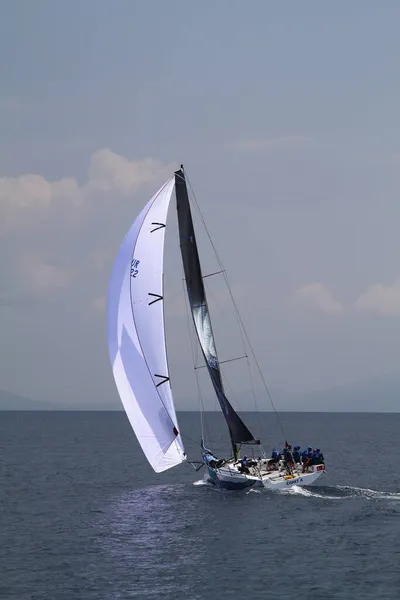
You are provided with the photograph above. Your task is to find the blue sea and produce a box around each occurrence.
[1,411,399,600]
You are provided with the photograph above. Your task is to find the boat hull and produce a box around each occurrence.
[206,461,325,491]
[206,466,256,490]
[260,468,324,490]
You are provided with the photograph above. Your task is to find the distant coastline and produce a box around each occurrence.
[1,377,399,412]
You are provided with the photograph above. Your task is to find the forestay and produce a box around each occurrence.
[106,177,186,472]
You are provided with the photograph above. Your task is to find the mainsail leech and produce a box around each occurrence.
[175,167,259,454]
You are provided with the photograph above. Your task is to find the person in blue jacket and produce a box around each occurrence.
[271,448,280,463]
[239,456,250,474]
[293,446,301,464]
[302,446,314,472]
[313,448,324,465]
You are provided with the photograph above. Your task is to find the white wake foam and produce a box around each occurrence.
[283,485,342,499]
[193,477,212,487]
[338,485,400,501]
[279,484,400,501]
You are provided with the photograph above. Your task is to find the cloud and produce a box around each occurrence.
[354,281,400,316]
[290,283,344,315]
[227,135,313,153]
[0,148,173,234]
[86,149,172,196]
[0,174,81,233]
[0,149,173,303]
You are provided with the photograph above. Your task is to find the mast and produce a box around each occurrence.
[175,166,259,458]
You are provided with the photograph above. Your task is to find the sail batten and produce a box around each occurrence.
[106,177,186,473]
[175,168,258,449]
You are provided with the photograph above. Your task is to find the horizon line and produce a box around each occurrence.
[1,409,400,414]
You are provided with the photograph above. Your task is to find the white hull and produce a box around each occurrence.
[259,468,324,490]
[206,458,325,491]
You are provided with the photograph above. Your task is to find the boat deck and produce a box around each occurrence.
[222,457,324,482]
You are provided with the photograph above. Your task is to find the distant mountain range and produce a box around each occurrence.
[1,377,399,411]
[0,390,121,411]
[271,377,400,412]
[0,390,54,410]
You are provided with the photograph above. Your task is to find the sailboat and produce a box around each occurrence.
[106,166,326,491]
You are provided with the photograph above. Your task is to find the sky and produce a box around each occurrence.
[1,1,400,410]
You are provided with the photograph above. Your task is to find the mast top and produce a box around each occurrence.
[174,165,185,179]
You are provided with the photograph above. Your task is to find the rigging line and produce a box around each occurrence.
[247,357,259,414]
[202,275,251,414]
[181,270,208,444]
[181,269,224,282]
[246,355,263,442]
[204,269,248,359]
[202,272,259,440]
[194,355,247,369]
[188,461,205,472]
[220,370,244,415]
[225,283,287,441]
[220,359,262,451]
[180,431,206,447]
[185,174,287,442]
[203,270,225,279]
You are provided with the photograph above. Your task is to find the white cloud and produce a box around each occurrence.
[0,174,81,232]
[0,149,173,302]
[0,148,173,234]
[227,135,313,153]
[291,283,344,315]
[86,149,172,196]
[354,281,400,316]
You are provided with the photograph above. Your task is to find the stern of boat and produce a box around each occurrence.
[261,463,326,490]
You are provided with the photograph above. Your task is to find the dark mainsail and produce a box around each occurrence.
[175,167,259,455]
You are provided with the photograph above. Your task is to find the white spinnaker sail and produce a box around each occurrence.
[106,177,186,473]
